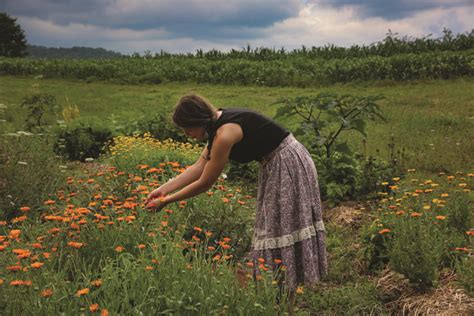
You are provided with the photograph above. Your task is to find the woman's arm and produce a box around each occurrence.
[145,148,208,203]
[147,123,243,210]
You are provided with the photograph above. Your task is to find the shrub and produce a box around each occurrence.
[54,119,114,161]
[456,256,474,297]
[0,132,65,220]
[274,93,394,204]
[386,216,444,290]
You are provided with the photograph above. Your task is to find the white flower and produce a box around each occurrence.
[85,158,94,162]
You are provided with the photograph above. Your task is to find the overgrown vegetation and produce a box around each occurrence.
[1,30,473,87]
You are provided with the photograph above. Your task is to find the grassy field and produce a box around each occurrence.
[1,75,473,175]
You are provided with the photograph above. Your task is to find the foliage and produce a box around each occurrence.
[0,48,472,87]
[0,12,28,57]
[20,93,57,132]
[54,119,114,161]
[303,281,385,315]
[0,132,65,220]
[456,256,474,297]
[119,108,187,142]
[362,172,473,290]
[26,45,123,59]
[274,93,393,204]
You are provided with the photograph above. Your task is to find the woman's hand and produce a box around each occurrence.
[145,197,169,212]
[145,187,166,204]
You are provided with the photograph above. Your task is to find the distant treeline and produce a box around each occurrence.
[26,45,123,59]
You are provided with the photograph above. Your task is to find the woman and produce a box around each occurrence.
[145,94,327,291]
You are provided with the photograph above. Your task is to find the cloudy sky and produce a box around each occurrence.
[1,0,473,54]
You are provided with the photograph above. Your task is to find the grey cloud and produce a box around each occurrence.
[312,0,474,20]
[0,0,302,40]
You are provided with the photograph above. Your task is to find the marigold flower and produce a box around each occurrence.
[7,265,23,272]
[378,228,391,235]
[115,246,125,252]
[296,286,304,294]
[10,280,32,286]
[20,206,31,212]
[410,212,422,217]
[9,229,21,239]
[44,199,56,205]
[76,288,90,296]
[101,308,109,316]
[90,304,100,312]
[31,262,44,269]
[435,215,446,220]
[68,242,85,249]
[91,279,103,287]
[41,288,53,298]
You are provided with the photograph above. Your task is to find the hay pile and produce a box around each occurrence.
[377,269,474,315]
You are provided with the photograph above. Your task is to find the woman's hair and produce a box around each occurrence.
[172,94,218,128]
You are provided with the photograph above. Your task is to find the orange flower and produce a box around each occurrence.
[115,246,125,252]
[274,259,283,264]
[435,215,446,220]
[90,303,100,312]
[10,280,32,286]
[76,288,90,296]
[257,258,265,264]
[466,231,474,236]
[378,228,391,235]
[222,198,230,203]
[41,288,53,298]
[44,200,56,205]
[193,226,202,232]
[296,286,304,295]
[9,229,21,239]
[101,308,109,316]
[410,212,422,218]
[68,242,85,249]
[145,266,154,271]
[454,247,469,252]
[246,261,254,268]
[137,244,146,250]
[20,206,31,212]
[222,237,231,243]
[238,200,246,205]
[31,262,44,269]
[91,279,103,287]
[7,265,23,272]
[11,215,28,224]
[207,246,216,251]
[221,244,231,250]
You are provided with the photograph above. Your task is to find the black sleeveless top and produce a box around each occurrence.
[206,108,289,163]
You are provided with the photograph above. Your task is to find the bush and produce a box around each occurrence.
[387,217,444,290]
[0,132,65,220]
[456,256,474,297]
[54,119,114,161]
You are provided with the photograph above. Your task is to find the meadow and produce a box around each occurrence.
[0,68,473,313]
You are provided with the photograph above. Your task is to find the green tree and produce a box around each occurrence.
[0,12,28,57]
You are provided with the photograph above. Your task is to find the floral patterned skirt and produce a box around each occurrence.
[252,134,328,290]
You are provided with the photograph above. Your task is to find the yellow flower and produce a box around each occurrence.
[296,286,304,294]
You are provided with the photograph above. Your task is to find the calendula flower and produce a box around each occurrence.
[76,288,90,296]
[68,242,85,249]
[91,279,103,287]
[41,288,53,298]
[90,304,100,312]
[31,262,44,269]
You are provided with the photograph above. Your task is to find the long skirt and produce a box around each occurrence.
[252,134,328,290]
